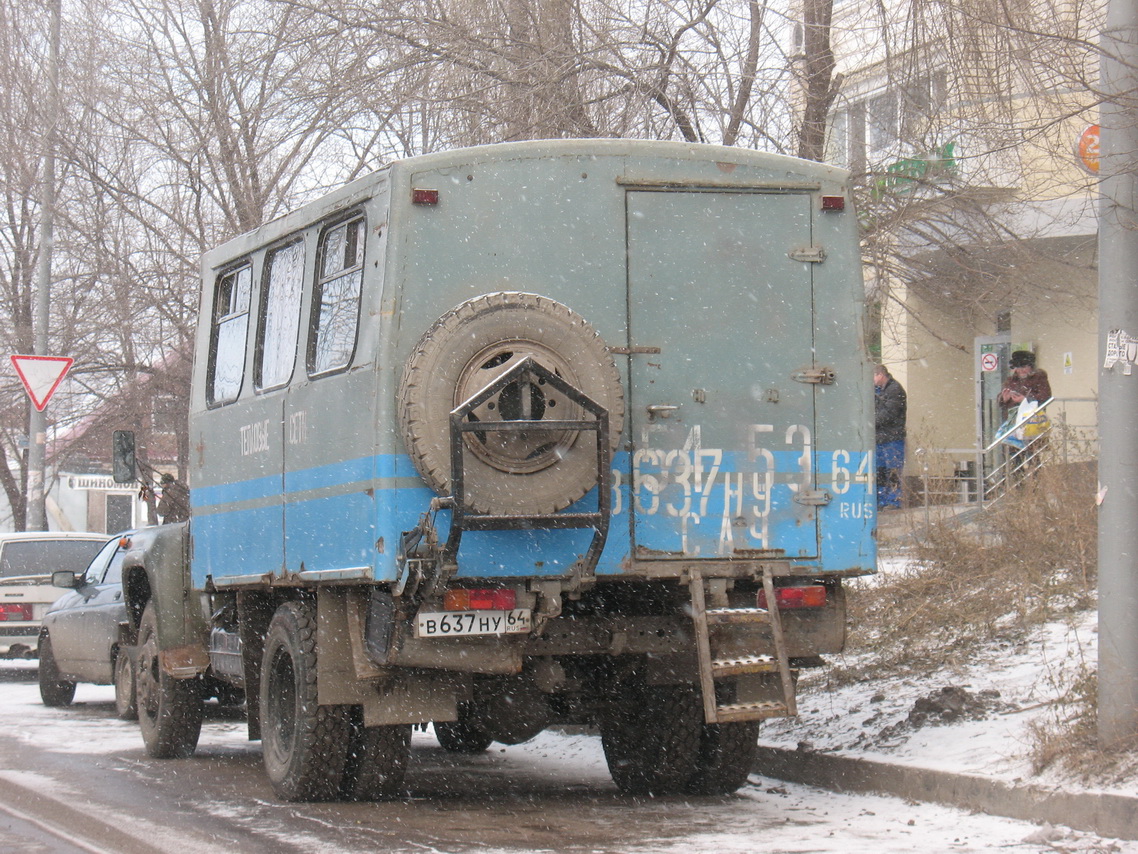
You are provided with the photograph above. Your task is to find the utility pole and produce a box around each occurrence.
[1097,0,1138,747]
[27,0,62,531]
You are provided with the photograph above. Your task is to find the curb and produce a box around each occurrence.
[754,746,1138,842]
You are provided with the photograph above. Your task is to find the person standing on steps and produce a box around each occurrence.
[998,350,1051,413]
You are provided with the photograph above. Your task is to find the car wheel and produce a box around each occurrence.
[136,602,203,758]
[398,292,625,516]
[114,648,138,721]
[600,682,703,796]
[260,600,351,801]
[340,706,410,801]
[38,634,76,707]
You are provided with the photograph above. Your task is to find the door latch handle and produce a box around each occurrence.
[646,404,678,420]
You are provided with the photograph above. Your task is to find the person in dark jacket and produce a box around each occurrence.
[874,365,907,509]
[157,473,190,523]
[998,350,1051,414]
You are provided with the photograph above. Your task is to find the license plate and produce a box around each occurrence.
[414,609,532,638]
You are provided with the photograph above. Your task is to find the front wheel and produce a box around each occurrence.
[136,603,203,758]
[260,600,350,802]
[38,634,76,707]
[114,648,138,720]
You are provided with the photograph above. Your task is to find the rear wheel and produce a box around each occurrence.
[600,682,703,796]
[137,603,203,758]
[340,707,411,800]
[434,716,493,754]
[37,634,76,707]
[113,648,137,720]
[685,720,761,795]
[260,600,350,802]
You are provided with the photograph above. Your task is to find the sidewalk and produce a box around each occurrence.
[753,745,1138,842]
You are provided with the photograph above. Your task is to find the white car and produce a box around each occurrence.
[0,532,110,658]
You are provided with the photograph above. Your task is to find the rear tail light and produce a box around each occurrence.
[0,603,34,621]
[757,585,827,610]
[443,588,516,611]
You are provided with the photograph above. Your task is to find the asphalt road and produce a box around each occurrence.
[0,662,1102,854]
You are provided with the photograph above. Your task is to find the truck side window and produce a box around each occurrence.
[256,238,305,390]
[308,215,365,376]
[208,263,252,405]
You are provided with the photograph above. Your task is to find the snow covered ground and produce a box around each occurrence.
[2,546,1134,853]
[761,609,1098,785]
[1,654,1135,853]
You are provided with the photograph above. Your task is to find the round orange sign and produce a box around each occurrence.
[1077,124,1100,174]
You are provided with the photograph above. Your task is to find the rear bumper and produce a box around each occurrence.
[0,625,39,657]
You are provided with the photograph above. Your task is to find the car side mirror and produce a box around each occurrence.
[51,570,82,589]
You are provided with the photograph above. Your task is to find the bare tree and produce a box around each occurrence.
[293,0,798,151]
[816,0,1107,352]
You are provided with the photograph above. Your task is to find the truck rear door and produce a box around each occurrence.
[626,189,821,560]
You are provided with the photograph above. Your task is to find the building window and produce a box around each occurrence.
[849,102,866,174]
[901,71,947,137]
[827,110,848,167]
[868,93,898,153]
[308,215,365,377]
[840,71,948,169]
[256,238,305,390]
[151,393,180,437]
[207,263,252,405]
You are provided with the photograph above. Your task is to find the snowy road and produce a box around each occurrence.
[0,662,1124,854]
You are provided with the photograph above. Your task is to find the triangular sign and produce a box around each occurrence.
[10,355,74,412]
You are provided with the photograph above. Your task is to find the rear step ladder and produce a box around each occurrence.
[689,568,797,724]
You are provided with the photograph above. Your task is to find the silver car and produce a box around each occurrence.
[38,533,136,718]
[0,532,108,658]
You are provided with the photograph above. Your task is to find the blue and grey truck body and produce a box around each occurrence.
[123,139,876,800]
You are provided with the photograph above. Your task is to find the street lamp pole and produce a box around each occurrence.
[1097,0,1138,747]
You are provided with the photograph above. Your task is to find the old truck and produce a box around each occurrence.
[114,139,876,801]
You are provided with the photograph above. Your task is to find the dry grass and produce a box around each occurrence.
[828,459,1119,777]
[832,460,1097,684]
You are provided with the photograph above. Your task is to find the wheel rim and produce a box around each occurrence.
[116,654,129,701]
[265,646,298,765]
[137,623,160,720]
[454,341,582,475]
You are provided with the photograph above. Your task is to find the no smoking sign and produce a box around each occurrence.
[981,352,999,372]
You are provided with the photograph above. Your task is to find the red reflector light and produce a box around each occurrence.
[757,585,827,610]
[0,603,33,621]
[444,588,516,611]
[821,195,845,211]
[412,188,439,205]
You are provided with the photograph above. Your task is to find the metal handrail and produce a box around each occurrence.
[983,396,1054,454]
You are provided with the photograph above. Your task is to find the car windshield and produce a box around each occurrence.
[0,540,107,579]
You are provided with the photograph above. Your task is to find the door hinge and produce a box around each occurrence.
[791,367,836,385]
[794,489,832,507]
[788,246,826,263]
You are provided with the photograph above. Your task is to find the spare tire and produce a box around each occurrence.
[398,292,624,516]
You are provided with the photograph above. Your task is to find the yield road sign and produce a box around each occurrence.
[10,355,73,411]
